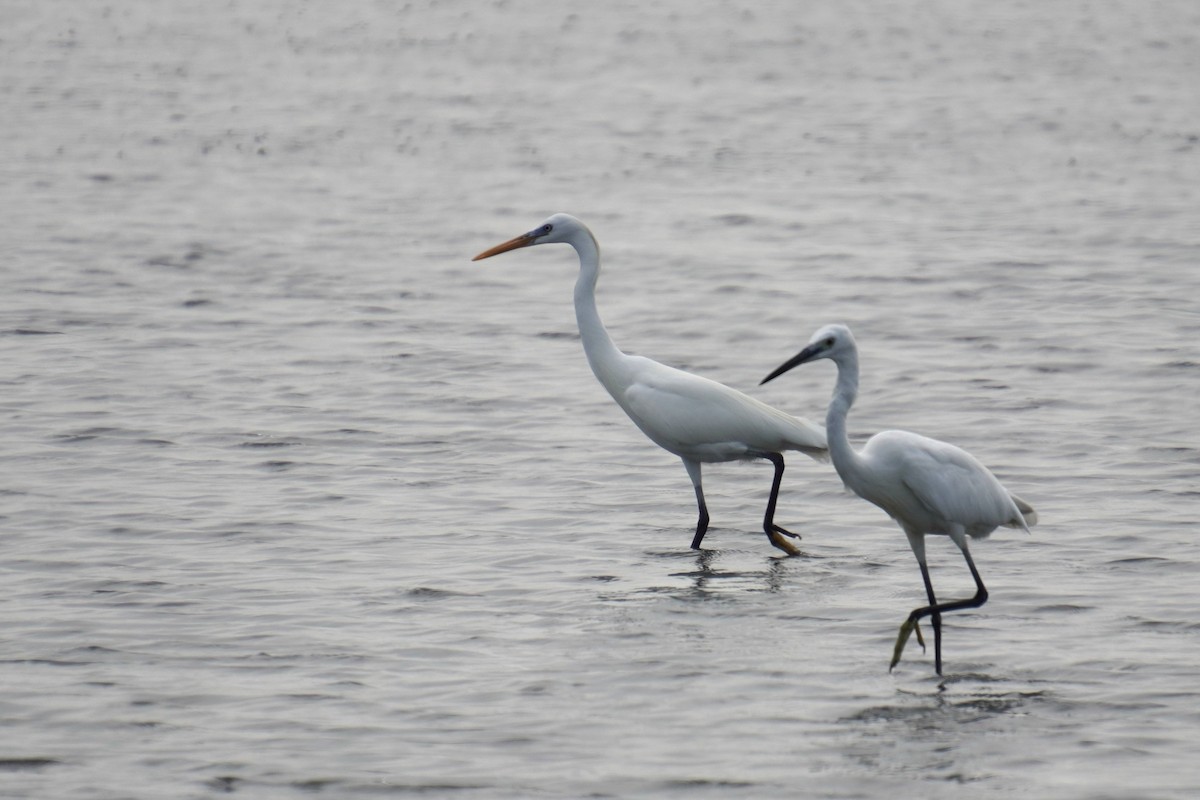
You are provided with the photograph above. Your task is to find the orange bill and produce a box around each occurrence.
[472,232,537,261]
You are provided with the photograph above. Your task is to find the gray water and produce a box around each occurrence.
[3,1,1200,797]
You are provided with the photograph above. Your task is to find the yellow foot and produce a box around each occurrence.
[768,531,801,556]
[889,617,925,671]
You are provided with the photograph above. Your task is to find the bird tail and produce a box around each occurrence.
[1009,493,1037,529]
[761,404,829,463]
[795,442,830,463]
[783,418,829,463]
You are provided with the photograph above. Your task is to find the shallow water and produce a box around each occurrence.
[2,1,1200,797]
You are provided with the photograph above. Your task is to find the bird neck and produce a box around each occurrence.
[826,350,863,476]
[570,230,626,385]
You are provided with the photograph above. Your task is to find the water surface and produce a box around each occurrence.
[2,1,1199,797]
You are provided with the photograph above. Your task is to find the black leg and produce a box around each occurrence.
[892,544,989,675]
[683,459,710,550]
[690,484,710,550]
[761,453,800,548]
[917,561,943,675]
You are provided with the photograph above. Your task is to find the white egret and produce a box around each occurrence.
[761,324,1036,673]
[473,214,828,555]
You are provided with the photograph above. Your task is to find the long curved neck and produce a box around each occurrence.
[826,350,864,478]
[570,229,626,386]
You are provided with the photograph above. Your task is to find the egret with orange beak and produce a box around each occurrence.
[474,214,827,554]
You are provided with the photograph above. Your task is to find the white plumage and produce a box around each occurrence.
[762,323,1036,673]
[474,213,827,554]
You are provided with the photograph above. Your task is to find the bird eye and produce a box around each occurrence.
[824,338,835,348]
[540,224,553,235]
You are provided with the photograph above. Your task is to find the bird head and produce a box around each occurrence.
[760,323,856,385]
[472,213,584,261]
